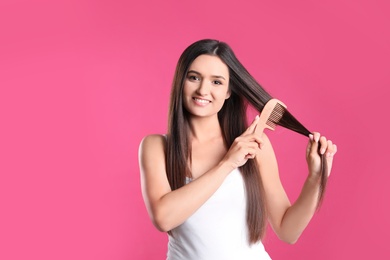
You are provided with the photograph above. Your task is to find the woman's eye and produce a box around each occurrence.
[188,75,199,81]
[213,80,222,85]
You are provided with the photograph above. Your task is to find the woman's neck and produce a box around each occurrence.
[188,115,223,143]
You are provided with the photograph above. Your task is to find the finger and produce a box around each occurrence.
[312,132,320,143]
[306,135,313,156]
[324,140,336,176]
[245,115,260,134]
[246,143,261,156]
[245,146,259,158]
[319,136,327,155]
[244,148,258,159]
[325,140,334,158]
[309,132,320,155]
[246,133,264,149]
[245,153,256,159]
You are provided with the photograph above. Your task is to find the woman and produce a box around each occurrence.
[139,39,337,259]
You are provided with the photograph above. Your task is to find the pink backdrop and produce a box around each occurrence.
[1,0,389,259]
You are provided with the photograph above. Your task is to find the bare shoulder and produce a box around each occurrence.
[139,134,166,152]
[139,134,167,176]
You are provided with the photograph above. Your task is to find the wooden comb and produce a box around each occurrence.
[255,98,287,135]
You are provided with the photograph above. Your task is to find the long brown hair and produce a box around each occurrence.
[166,39,327,244]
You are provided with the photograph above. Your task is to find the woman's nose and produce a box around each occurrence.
[196,80,210,95]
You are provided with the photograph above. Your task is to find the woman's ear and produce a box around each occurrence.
[225,90,231,99]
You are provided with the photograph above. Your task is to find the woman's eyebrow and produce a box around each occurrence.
[212,75,226,80]
[187,70,226,80]
[187,70,201,75]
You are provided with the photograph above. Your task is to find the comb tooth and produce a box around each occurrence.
[269,110,283,121]
[272,109,283,117]
[275,104,286,115]
[268,116,278,123]
[266,121,276,128]
[276,103,284,109]
[268,117,278,123]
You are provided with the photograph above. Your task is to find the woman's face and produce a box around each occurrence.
[183,55,230,118]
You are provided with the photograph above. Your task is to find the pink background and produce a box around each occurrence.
[1,0,389,259]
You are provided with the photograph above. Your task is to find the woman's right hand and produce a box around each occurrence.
[222,115,264,169]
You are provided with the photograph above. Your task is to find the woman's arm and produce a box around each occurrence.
[257,132,337,244]
[139,134,232,232]
[139,117,263,232]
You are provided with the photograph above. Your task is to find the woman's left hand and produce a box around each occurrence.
[306,132,338,178]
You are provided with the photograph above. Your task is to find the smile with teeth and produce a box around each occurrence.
[193,97,211,104]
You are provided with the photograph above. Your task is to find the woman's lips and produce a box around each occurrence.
[193,97,211,106]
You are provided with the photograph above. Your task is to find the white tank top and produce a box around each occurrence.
[167,168,271,260]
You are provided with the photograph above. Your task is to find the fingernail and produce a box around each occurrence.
[309,134,314,141]
[321,148,325,154]
[255,115,259,120]
[315,135,320,142]
[326,152,331,157]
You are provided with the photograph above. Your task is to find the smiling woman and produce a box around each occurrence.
[138,39,337,260]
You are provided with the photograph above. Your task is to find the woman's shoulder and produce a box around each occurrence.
[141,133,167,141]
[139,134,167,152]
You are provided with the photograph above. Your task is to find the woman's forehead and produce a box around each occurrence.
[189,55,229,78]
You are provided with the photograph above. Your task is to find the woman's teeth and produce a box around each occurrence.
[194,98,210,103]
